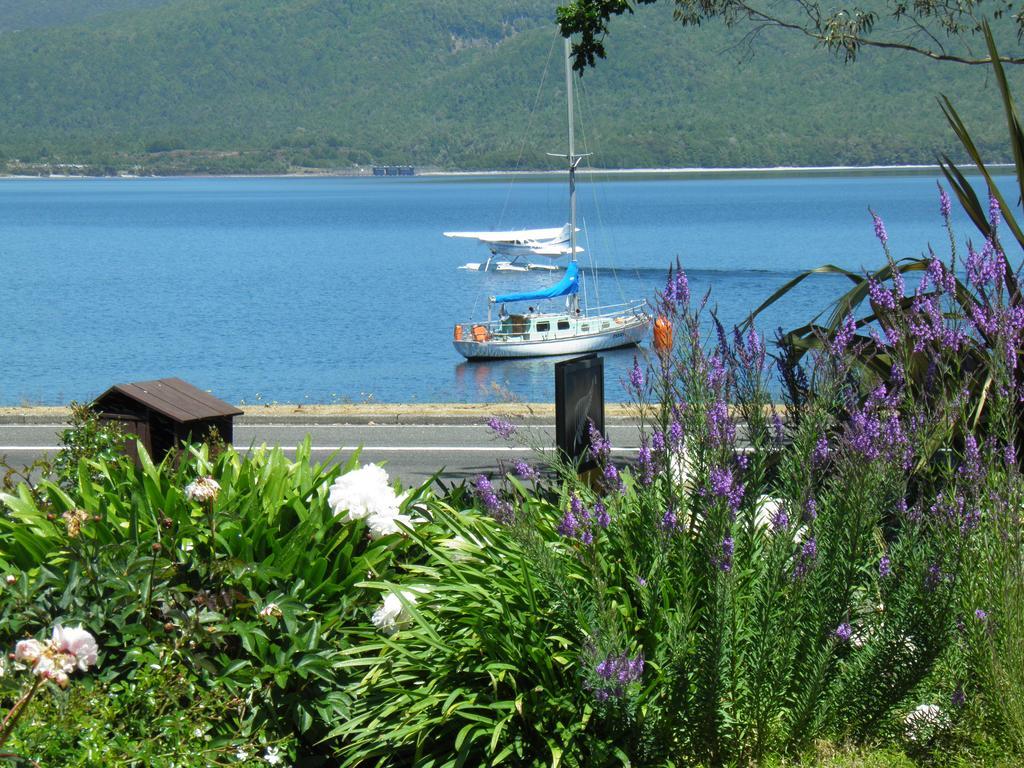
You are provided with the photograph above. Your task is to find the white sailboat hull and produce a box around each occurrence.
[454,314,648,360]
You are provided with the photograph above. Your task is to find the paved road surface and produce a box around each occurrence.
[0,422,643,487]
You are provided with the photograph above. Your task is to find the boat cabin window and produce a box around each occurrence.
[557,320,570,331]
[581,324,589,332]
[535,321,550,332]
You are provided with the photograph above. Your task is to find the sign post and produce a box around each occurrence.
[555,354,605,472]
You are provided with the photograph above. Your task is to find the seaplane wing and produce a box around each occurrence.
[443,225,570,245]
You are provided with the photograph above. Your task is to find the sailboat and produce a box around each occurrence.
[451,36,649,361]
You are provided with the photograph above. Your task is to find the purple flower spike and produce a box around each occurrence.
[835,622,853,642]
[803,497,818,522]
[594,501,611,528]
[939,184,952,218]
[990,194,1002,229]
[812,436,830,467]
[718,536,734,572]
[629,358,644,391]
[486,416,517,439]
[831,313,857,357]
[669,420,684,449]
[975,608,988,622]
[661,506,679,533]
[872,212,888,247]
[651,430,666,454]
[879,555,892,578]
[512,459,539,481]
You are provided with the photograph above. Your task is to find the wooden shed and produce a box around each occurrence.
[92,378,243,463]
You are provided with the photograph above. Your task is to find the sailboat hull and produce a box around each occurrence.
[454,315,649,360]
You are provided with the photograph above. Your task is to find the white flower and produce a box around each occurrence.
[263,746,283,765]
[51,624,98,672]
[327,464,397,521]
[366,511,413,540]
[327,465,416,538]
[13,639,43,665]
[258,603,282,619]
[904,703,948,742]
[5,574,17,585]
[235,748,249,761]
[185,476,221,503]
[371,590,419,635]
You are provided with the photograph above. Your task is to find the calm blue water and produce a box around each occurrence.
[0,172,1005,405]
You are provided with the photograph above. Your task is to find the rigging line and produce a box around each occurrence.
[574,77,631,306]
[495,28,559,230]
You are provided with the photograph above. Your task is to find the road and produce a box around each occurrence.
[0,422,643,487]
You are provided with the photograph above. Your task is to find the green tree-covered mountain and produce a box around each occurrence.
[0,0,171,32]
[0,0,1018,174]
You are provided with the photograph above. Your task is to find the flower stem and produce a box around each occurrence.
[0,677,43,749]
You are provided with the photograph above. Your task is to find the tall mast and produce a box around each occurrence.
[564,36,577,266]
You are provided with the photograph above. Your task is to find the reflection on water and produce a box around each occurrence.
[453,347,643,404]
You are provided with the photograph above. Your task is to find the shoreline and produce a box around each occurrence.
[0,403,639,426]
[0,163,1012,181]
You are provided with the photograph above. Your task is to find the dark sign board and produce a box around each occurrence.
[555,354,604,470]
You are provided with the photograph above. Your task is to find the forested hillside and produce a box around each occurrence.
[0,0,171,31]
[0,0,1018,174]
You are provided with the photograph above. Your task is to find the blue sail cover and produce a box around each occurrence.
[493,262,580,303]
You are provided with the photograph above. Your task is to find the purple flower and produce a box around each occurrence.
[990,194,1002,229]
[879,555,892,578]
[709,466,744,514]
[926,563,944,590]
[1006,443,1018,466]
[486,416,516,439]
[831,313,857,357]
[706,354,727,391]
[473,475,512,523]
[974,608,988,622]
[958,435,983,483]
[771,509,790,532]
[803,497,818,522]
[512,459,539,481]
[939,184,952,218]
[651,430,666,453]
[872,212,888,247]
[594,501,610,528]
[660,506,679,533]
[668,420,684,449]
[718,536,734,572]
[794,538,817,580]
[588,422,612,463]
[664,266,690,306]
[835,622,853,642]
[636,442,655,486]
[558,495,583,538]
[951,688,966,708]
[812,436,829,467]
[707,400,736,447]
[592,651,644,699]
[868,277,897,311]
[629,358,644,391]
[603,463,624,492]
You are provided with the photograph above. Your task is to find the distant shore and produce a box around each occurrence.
[0,163,1012,181]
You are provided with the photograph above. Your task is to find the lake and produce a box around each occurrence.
[0,170,1001,405]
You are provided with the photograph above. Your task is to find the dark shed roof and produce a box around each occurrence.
[94,378,243,423]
